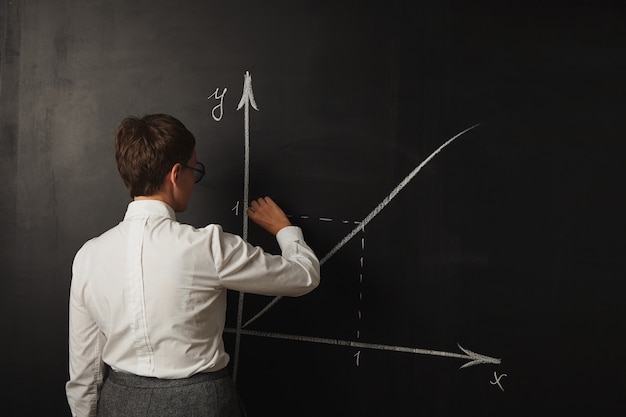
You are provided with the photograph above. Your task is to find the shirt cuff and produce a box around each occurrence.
[275,225,304,248]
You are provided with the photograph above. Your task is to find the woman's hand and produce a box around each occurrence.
[247,196,292,235]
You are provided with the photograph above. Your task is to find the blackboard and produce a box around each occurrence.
[2,1,625,415]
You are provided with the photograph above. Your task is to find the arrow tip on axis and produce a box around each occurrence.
[237,70,259,111]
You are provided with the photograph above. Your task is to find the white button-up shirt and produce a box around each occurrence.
[66,200,320,417]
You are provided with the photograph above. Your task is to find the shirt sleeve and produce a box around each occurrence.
[65,247,106,417]
[210,225,320,296]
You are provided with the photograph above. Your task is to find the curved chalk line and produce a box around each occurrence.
[242,123,480,328]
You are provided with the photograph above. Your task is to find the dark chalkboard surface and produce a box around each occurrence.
[2,1,625,415]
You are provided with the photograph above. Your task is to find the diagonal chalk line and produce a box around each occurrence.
[242,124,480,328]
[224,328,500,367]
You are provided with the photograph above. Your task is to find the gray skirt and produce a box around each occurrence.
[97,368,242,417]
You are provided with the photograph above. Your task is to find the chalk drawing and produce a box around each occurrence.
[232,71,259,381]
[209,71,499,385]
[490,371,507,391]
[236,70,258,242]
[231,201,240,216]
[208,87,227,121]
[224,328,501,368]
[242,123,480,328]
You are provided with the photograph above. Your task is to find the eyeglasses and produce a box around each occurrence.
[183,162,205,183]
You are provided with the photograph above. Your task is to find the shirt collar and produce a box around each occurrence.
[124,199,177,221]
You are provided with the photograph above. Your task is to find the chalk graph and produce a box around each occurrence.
[208,71,503,387]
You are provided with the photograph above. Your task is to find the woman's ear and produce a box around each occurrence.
[169,163,183,185]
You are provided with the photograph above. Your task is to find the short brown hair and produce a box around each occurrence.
[114,114,196,197]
